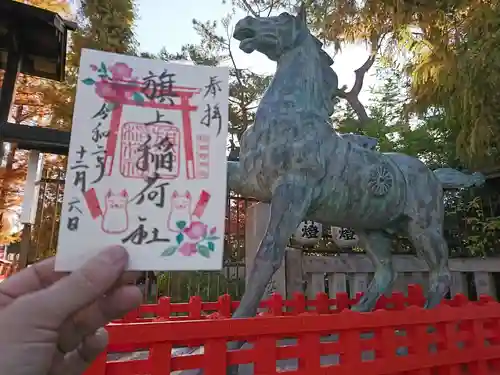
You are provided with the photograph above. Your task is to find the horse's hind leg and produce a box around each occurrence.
[352,230,396,312]
[407,222,451,308]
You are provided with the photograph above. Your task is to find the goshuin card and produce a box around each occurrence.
[55,49,229,271]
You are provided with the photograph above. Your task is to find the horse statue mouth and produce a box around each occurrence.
[233,27,257,53]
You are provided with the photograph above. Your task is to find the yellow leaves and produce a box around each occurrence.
[14,0,72,16]
[0,155,28,237]
[390,1,500,167]
[0,231,20,246]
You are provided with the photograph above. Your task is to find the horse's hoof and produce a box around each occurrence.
[350,305,368,313]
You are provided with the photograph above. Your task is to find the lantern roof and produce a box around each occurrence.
[0,0,76,82]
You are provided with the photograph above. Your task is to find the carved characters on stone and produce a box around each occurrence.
[332,226,359,248]
[294,220,322,246]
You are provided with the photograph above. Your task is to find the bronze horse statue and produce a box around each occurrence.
[227,5,484,320]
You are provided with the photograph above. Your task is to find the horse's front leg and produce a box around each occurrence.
[225,176,315,375]
[233,176,314,318]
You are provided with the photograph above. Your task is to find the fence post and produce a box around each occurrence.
[473,272,496,298]
[292,292,306,314]
[123,308,140,323]
[315,292,329,314]
[351,274,369,298]
[450,271,468,297]
[269,293,284,316]
[392,292,405,310]
[407,284,425,307]
[328,272,347,297]
[335,292,350,311]
[217,294,232,317]
[157,297,171,319]
[285,248,303,298]
[188,296,202,319]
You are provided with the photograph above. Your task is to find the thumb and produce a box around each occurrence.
[29,246,129,327]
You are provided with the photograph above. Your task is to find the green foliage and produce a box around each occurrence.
[333,62,461,169]
[156,270,245,302]
[404,2,500,168]
[463,201,500,256]
[445,194,500,257]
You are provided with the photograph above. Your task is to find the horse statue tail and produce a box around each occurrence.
[433,168,486,189]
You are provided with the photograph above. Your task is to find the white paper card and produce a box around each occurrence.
[55,48,229,271]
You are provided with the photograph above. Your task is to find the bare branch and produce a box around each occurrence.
[264,0,277,16]
[340,31,385,125]
[347,32,381,97]
[349,55,376,97]
[226,25,245,90]
[240,0,259,17]
[338,90,370,123]
[225,22,251,137]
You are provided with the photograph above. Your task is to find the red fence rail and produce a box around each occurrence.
[88,298,500,375]
[116,284,494,323]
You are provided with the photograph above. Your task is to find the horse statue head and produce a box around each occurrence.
[233,5,339,117]
[233,4,318,61]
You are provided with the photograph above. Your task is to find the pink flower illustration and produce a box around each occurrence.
[109,62,133,81]
[178,242,197,256]
[95,81,117,98]
[183,221,207,240]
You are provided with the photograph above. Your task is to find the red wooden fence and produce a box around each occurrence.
[87,299,500,375]
[116,284,493,323]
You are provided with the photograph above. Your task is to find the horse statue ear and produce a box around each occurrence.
[296,1,307,25]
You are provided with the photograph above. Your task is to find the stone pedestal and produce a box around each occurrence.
[328,272,347,296]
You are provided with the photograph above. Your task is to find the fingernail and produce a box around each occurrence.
[104,246,128,264]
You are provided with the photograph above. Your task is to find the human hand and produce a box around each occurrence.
[0,246,142,375]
